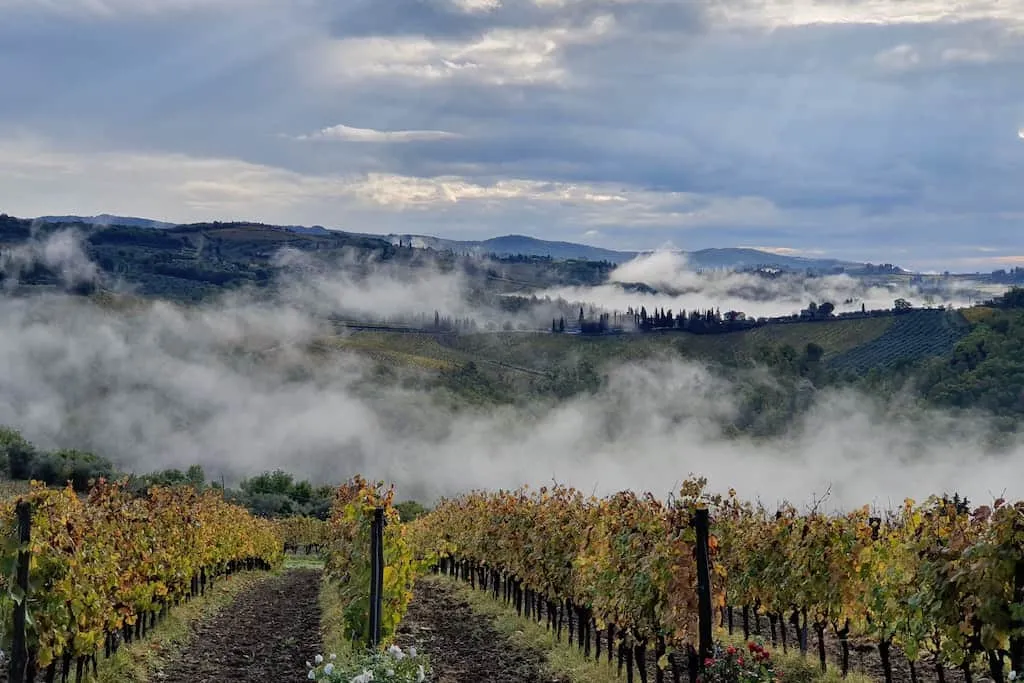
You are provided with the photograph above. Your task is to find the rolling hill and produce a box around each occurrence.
[29,213,869,272]
[35,213,177,230]
[387,233,867,271]
[323,310,968,387]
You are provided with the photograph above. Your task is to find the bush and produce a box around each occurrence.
[27,449,115,491]
[0,427,36,479]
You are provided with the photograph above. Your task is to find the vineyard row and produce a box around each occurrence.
[407,480,1024,683]
[1,481,284,682]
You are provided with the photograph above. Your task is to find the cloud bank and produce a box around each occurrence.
[537,250,994,319]
[0,235,1019,511]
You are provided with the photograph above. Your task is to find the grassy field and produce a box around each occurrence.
[316,334,463,372]
[960,305,997,324]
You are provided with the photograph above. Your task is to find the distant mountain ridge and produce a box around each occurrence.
[386,233,865,271]
[32,214,867,271]
[35,214,177,230]
[390,233,633,263]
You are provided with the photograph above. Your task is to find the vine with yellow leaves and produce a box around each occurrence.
[0,480,283,682]
[707,491,1024,683]
[322,475,426,646]
[408,477,722,682]
[275,515,329,554]
[413,481,1024,683]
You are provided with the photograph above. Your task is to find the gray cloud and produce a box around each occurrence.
[0,0,1022,269]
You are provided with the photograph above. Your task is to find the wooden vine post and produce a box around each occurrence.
[9,500,32,683]
[368,506,385,649]
[693,507,714,667]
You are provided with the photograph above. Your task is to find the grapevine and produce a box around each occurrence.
[415,483,1024,683]
[276,516,329,554]
[0,480,283,678]
[322,475,426,645]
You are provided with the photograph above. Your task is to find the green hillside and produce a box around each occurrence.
[328,313,920,379]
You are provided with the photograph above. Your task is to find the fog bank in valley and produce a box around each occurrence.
[0,231,1018,511]
[539,250,995,320]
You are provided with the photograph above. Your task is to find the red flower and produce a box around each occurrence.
[738,656,745,666]
[727,646,737,655]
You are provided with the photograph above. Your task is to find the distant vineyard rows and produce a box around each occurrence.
[827,309,969,374]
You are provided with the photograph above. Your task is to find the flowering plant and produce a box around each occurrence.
[699,640,777,683]
[306,645,431,683]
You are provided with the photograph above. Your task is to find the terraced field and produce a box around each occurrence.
[828,309,970,374]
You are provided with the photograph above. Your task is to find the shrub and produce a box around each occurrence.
[701,640,777,683]
[306,645,430,682]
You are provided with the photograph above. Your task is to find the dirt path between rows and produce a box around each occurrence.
[159,569,322,683]
[395,578,558,683]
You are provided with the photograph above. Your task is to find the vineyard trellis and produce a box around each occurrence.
[408,478,721,683]
[409,479,1024,683]
[1,481,284,683]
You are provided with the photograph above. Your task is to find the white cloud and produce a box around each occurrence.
[716,0,1024,29]
[293,123,462,143]
[0,136,750,228]
[742,245,825,256]
[0,136,350,220]
[345,173,632,207]
[874,44,922,71]
[451,0,501,12]
[307,15,616,86]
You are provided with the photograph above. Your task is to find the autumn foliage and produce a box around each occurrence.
[0,480,283,671]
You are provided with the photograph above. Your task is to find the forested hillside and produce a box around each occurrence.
[0,214,612,301]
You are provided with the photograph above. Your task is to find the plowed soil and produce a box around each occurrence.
[158,569,322,683]
[395,578,558,683]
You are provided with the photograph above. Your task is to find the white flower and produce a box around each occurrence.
[408,646,417,658]
[324,663,334,675]
[330,654,337,661]
[387,644,406,660]
[307,671,316,680]
[1011,672,1018,682]
[416,664,426,682]
[386,669,394,676]
[351,671,375,683]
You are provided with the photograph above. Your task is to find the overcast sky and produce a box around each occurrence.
[0,0,1022,271]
